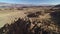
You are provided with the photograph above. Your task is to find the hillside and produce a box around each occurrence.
[0,3,60,34]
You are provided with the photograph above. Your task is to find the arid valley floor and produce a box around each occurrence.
[0,5,60,34]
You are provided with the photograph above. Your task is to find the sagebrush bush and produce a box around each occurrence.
[0,17,59,34]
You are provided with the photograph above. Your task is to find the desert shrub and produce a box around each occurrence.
[35,11,41,15]
[27,11,43,18]
[0,9,2,11]
[17,8,23,10]
[0,17,60,34]
[9,8,12,10]
[4,9,7,10]
[27,13,39,18]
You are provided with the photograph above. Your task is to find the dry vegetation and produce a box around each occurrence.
[0,7,60,34]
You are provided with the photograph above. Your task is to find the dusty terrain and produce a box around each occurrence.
[0,9,27,27]
[0,7,51,28]
[0,6,60,34]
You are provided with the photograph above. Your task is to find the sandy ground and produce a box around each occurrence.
[0,10,26,28]
[0,8,51,28]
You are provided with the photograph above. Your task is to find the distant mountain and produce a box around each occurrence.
[0,2,28,8]
[54,4,60,7]
[51,4,60,9]
[0,2,55,8]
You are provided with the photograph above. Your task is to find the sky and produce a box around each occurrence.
[0,0,60,5]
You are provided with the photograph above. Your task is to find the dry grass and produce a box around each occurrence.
[0,7,60,34]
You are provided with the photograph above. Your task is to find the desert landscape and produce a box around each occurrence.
[0,2,60,34]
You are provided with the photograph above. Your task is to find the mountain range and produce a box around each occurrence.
[0,2,59,8]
